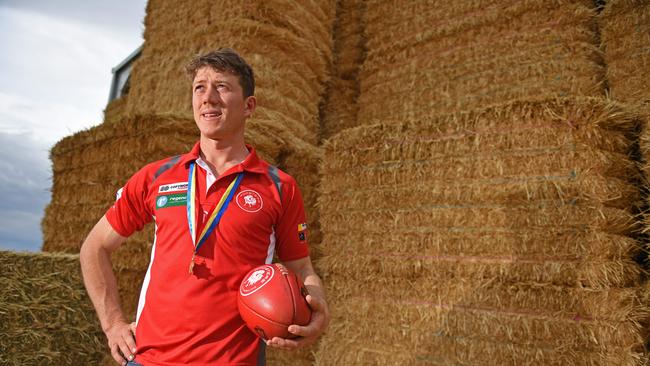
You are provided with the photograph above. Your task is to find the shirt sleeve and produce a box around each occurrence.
[274,177,310,262]
[105,166,154,237]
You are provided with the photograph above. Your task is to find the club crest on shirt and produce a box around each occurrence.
[236,190,263,213]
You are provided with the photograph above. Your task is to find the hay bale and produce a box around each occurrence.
[600,0,650,105]
[317,297,645,365]
[266,347,315,366]
[125,0,337,144]
[321,0,366,138]
[357,0,605,125]
[103,95,129,125]
[0,250,105,364]
[315,97,647,364]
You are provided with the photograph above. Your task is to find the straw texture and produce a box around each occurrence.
[104,96,129,125]
[602,3,650,273]
[600,0,650,105]
[357,0,605,126]
[0,250,105,364]
[320,0,366,138]
[315,97,648,365]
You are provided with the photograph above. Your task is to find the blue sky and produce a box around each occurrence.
[0,1,146,251]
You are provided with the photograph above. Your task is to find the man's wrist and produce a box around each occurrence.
[102,315,128,333]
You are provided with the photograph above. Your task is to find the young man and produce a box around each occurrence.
[80,48,329,366]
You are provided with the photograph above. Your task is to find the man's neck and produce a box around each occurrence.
[199,137,249,176]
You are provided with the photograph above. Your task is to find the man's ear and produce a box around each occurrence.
[244,95,257,117]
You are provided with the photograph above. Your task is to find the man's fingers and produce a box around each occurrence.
[266,336,303,350]
[264,294,328,351]
[118,329,136,362]
[111,344,126,365]
[118,339,135,363]
[305,294,322,311]
[287,324,313,338]
[124,325,137,355]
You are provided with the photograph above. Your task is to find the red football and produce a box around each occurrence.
[238,263,312,340]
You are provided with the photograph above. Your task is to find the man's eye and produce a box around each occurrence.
[194,85,204,91]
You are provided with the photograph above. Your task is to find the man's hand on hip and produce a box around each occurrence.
[106,320,137,365]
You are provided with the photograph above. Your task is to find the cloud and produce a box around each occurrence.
[0,132,52,252]
[0,210,45,252]
[0,0,145,44]
[0,6,143,144]
[0,2,146,251]
[0,91,94,146]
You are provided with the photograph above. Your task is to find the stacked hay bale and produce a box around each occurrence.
[320,0,366,138]
[316,1,650,363]
[0,250,105,364]
[316,98,648,364]
[103,95,129,125]
[356,0,605,125]
[601,1,650,239]
[600,2,650,355]
[600,0,650,106]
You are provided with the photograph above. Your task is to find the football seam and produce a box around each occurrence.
[285,273,298,321]
[239,299,292,328]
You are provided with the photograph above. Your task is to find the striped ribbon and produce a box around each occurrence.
[187,161,243,273]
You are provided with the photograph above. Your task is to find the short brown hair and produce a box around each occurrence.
[185,48,255,97]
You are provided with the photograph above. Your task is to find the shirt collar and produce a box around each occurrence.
[180,141,266,175]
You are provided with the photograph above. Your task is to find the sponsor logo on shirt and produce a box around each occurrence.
[236,190,263,213]
[158,182,188,193]
[156,193,187,209]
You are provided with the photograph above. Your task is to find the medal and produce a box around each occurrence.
[186,161,243,275]
[189,253,195,275]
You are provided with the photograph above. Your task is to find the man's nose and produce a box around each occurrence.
[203,85,222,104]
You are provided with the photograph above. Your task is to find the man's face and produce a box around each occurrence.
[192,66,255,141]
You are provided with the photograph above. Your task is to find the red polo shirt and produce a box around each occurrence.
[105,142,310,365]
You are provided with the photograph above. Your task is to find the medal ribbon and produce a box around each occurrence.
[187,161,243,272]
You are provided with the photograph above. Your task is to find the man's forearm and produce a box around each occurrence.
[79,217,128,332]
